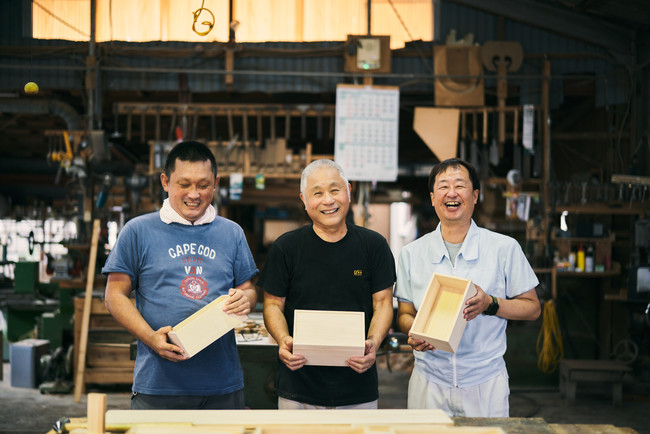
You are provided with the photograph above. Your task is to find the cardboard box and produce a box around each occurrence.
[409,273,477,353]
[168,295,247,358]
[292,310,365,366]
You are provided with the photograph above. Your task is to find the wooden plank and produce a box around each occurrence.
[73,219,101,403]
[410,273,477,353]
[84,368,133,384]
[293,310,365,366]
[168,295,247,358]
[87,393,106,434]
[105,409,453,427]
[87,344,134,368]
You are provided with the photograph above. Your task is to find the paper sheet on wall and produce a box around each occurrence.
[522,104,535,153]
[334,85,399,181]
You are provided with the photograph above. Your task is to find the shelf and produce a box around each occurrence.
[548,204,647,215]
[556,262,621,278]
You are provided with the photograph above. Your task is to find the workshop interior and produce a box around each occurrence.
[0,0,649,433]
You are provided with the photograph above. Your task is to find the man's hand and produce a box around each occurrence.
[223,287,251,315]
[145,325,188,362]
[347,339,378,373]
[407,333,435,352]
[463,284,492,321]
[278,335,307,371]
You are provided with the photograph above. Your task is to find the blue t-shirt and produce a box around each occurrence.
[102,212,258,395]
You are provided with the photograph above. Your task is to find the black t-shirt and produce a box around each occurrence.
[258,223,396,406]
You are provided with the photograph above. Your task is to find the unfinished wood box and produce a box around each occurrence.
[409,273,477,353]
[292,310,365,366]
[168,295,247,358]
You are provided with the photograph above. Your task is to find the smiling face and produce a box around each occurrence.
[300,166,351,238]
[160,159,218,223]
[430,165,478,227]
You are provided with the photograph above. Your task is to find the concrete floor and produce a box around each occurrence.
[1,355,650,434]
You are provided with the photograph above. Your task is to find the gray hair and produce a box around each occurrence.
[300,159,349,195]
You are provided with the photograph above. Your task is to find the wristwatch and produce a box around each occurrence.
[484,295,499,316]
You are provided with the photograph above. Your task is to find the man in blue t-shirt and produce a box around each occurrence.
[102,141,258,409]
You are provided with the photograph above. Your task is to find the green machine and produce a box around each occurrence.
[1,261,74,358]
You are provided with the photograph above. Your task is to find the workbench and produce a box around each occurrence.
[48,413,636,434]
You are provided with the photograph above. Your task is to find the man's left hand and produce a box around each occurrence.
[223,288,251,315]
[347,339,377,374]
[463,284,492,321]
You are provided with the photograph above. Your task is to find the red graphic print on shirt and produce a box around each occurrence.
[180,275,209,300]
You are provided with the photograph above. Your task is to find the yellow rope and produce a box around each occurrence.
[536,299,563,373]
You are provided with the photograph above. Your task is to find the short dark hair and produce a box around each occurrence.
[165,141,217,178]
[428,158,480,194]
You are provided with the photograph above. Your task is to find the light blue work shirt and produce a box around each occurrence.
[394,220,538,388]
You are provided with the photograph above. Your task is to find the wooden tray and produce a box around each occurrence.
[409,273,476,353]
[292,309,365,366]
[168,295,247,358]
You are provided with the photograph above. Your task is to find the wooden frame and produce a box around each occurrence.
[168,295,247,358]
[292,310,365,366]
[409,273,476,353]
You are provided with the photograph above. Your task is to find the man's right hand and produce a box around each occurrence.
[146,326,188,362]
[408,334,436,352]
[279,335,307,371]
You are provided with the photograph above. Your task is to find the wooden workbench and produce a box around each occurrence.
[48,413,637,434]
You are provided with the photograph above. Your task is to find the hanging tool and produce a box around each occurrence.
[314,104,325,140]
[470,112,479,170]
[513,109,521,172]
[480,109,489,179]
[297,105,309,141]
[459,112,467,161]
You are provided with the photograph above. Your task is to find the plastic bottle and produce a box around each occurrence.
[577,243,585,272]
[585,244,594,272]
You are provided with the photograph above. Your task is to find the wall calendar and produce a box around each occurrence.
[334,84,400,181]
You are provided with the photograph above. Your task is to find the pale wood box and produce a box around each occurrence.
[292,309,365,366]
[168,295,247,358]
[409,273,477,353]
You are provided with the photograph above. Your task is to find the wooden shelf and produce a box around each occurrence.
[548,204,647,215]
[556,261,621,278]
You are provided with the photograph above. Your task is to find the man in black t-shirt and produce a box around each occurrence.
[259,159,395,409]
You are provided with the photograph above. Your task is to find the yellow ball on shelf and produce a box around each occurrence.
[24,81,39,94]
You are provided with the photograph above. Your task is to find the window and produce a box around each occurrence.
[32,0,432,48]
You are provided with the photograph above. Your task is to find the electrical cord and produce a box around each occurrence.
[536,299,564,374]
[192,0,215,37]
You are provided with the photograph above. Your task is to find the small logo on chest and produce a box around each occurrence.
[353,269,363,277]
[180,276,209,300]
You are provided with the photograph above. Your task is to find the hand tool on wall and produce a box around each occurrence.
[314,104,325,140]
[480,109,489,179]
[297,104,309,141]
[489,108,499,166]
[470,112,479,170]
[459,112,467,161]
[513,109,521,172]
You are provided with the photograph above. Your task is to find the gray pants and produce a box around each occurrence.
[131,389,245,410]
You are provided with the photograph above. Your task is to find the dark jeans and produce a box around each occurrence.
[131,388,245,410]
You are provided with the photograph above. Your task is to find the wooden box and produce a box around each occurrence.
[292,310,365,366]
[168,295,247,358]
[409,273,476,353]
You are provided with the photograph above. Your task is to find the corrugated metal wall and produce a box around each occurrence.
[0,1,631,108]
